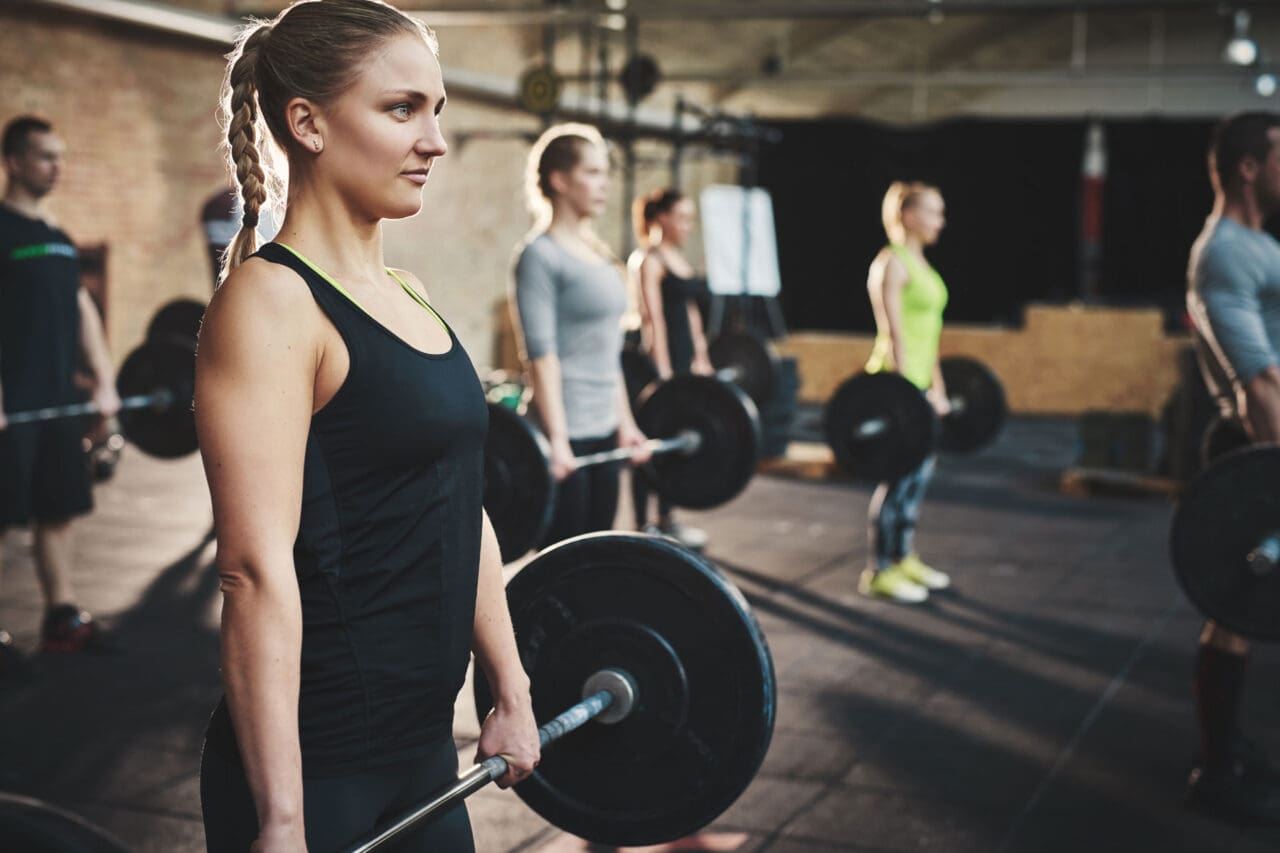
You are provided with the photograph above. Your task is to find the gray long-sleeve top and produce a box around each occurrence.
[512,233,628,439]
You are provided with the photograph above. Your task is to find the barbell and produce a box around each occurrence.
[1170,444,1280,641]
[343,532,776,851]
[3,335,198,460]
[622,330,781,407]
[823,356,1008,482]
[484,374,761,562]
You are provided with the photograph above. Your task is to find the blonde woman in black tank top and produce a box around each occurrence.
[194,4,537,851]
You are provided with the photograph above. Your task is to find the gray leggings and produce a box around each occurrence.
[868,455,936,571]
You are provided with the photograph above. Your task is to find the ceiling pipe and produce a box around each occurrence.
[404,0,1241,26]
[9,0,706,140]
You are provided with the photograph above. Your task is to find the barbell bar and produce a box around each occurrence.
[344,670,637,853]
[570,430,702,467]
[823,356,1008,482]
[483,375,761,562]
[5,390,175,427]
[851,394,970,440]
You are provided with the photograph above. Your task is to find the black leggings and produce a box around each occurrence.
[540,432,620,549]
[200,738,474,853]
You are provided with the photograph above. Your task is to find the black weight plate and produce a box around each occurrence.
[635,375,761,509]
[1170,445,1280,641]
[0,793,130,853]
[823,371,936,482]
[938,356,1007,453]
[1200,413,1250,467]
[484,403,556,563]
[622,348,660,406]
[116,337,198,459]
[709,331,780,405]
[474,533,775,847]
[145,298,205,346]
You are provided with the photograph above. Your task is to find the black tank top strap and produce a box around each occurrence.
[252,242,369,346]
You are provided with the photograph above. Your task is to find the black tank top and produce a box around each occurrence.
[658,269,709,375]
[205,242,489,777]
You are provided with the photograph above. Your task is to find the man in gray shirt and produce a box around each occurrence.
[1185,111,1280,822]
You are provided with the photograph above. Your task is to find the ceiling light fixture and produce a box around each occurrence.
[1258,73,1278,98]
[1225,9,1258,67]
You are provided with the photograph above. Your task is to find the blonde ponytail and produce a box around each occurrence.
[881,180,939,245]
[219,24,272,283]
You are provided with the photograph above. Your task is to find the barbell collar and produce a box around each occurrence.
[572,431,701,468]
[854,417,888,440]
[344,682,623,853]
[1246,533,1280,577]
[582,668,638,725]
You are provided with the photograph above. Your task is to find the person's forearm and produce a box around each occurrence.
[647,318,673,377]
[472,515,531,705]
[1244,366,1280,443]
[78,290,115,387]
[528,356,570,442]
[615,375,640,432]
[931,361,946,398]
[687,302,709,357]
[218,556,305,825]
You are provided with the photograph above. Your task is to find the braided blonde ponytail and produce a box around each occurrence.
[218,24,272,283]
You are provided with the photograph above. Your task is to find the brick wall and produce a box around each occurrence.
[1,8,229,352]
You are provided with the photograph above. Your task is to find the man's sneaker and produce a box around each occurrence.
[1186,762,1280,824]
[859,565,929,604]
[899,554,951,590]
[40,605,115,654]
[657,519,708,551]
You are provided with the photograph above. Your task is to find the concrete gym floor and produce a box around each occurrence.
[1,417,1278,852]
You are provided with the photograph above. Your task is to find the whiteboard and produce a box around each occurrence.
[699,185,781,298]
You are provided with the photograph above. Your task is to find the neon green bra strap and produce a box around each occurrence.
[275,242,448,334]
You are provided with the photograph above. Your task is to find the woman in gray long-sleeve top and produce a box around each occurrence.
[511,123,651,548]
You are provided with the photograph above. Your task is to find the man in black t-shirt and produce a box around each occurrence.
[0,115,120,665]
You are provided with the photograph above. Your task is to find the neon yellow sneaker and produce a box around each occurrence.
[899,554,951,590]
[859,565,929,603]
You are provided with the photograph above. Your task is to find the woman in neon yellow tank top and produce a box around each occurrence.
[860,182,953,604]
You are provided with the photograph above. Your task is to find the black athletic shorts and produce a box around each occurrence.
[200,736,475,852]
[0,419,92,528]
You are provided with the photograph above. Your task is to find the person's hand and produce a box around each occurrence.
[691,354,714,377]
[619,423,651,466]
[549,437,578,482]
[251,818,307,853]
[93,383,122,421]
[928,390,952,417]
[0,409,7,432]
[476,695,540,789]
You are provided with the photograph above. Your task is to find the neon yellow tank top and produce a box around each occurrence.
[865,244,948,390]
